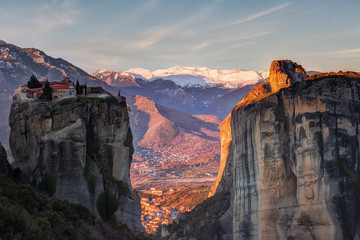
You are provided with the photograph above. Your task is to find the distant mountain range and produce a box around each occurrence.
[92,67,267,118]
[93,66,268,88]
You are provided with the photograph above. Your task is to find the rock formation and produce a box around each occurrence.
[269,60,307,92]
[9,94,144,234]
[211,60,360,239]
[0,143,12,177]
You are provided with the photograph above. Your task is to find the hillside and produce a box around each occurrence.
[127,95,221,189]
[0,173,149,240]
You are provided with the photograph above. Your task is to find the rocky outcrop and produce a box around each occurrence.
[209,114,233,197]
[0,143,12,177]
[9,95,144,234]
[269,60,307,92]
[212,59,360,239]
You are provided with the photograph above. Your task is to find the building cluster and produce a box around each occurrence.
[140,191,180,233]
[21,77,108,100]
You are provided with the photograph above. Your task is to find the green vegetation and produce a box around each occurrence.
[0,174,143,239]
[0,174,95,239]
[76,80,80,95]
[76,81,88,96]
[96,192,119,222]
[38,172,56,197]
[40,80,53,101]
[27,75,42,89]
[101,172,130,196]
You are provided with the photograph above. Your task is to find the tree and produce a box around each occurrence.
[27,75,42,89]
[96,192,119,222]
[84,84,87,95]
[76,80,80,95]
[40,80,53,101]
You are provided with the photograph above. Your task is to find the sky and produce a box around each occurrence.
[0,0,359,73]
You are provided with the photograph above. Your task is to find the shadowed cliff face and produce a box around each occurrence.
[0,143,12,177]
[9,95,144,234]
[212,60,360,240]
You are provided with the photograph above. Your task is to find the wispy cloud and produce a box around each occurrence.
[298,48,360,57]
[135,0,223,48]
[109,0,161,28]
[211,2,293,31]
[191,32,271,53]
[302,28,360,41]
[192,42,211,52]
[142,0,160,10]
[33,0,80,31]
[0,0,81,37]
[205,42,253,56]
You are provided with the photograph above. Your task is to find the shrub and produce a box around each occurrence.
[96,192,119,222]
[38,172,57,197]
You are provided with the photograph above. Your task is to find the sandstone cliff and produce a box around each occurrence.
[9,95,144,234]
[269,60,307,92]
[212,60,360,239]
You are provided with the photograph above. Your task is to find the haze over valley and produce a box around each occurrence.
[0,0,360,239]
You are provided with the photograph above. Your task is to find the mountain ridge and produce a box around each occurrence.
[93,66,269,89]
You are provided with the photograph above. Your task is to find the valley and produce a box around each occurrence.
[0,39,262,235]
[2,37,359,239]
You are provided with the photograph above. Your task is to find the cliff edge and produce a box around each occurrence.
[9,94,144,234]
[212,60,360,239]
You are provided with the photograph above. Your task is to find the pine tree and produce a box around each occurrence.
[76,80,80,95]
[40,80,53,101]
[27,75,42,89]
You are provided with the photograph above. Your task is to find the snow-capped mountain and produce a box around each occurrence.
[94,66,269,89]
[151,66,268,88]
[93,67,264,119]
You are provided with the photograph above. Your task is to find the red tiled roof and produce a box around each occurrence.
[28,88,43,92]
[51,85,72,89]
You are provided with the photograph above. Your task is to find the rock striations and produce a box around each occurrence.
[211,60,360,239]
[9,95,144,233]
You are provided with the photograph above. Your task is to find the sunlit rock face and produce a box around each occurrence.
[9,95,144,234]
[209,114,233,197]
[269,60,307,93]
[212,60,360,239]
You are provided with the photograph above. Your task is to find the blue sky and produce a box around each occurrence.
[0,0,359,73]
